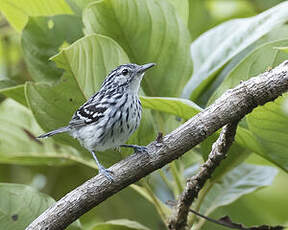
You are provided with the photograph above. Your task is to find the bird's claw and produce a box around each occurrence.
[120,144,148,154]
[98,166,114,181]
[133,145,148,154]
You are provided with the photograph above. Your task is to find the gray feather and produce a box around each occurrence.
[37,126,70,139]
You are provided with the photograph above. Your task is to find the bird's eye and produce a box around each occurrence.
[122,69,129,76]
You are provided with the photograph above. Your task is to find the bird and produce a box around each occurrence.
[37,63,156,180]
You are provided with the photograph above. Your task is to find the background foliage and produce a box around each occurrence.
[0,0,288,229]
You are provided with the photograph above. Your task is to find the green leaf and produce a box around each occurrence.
[140,96,202,120]
[91,219,150,230]
[65,0,94,15]
[83,0,192,97]
[0,80,16,89]
[52,34,130,98]
[0,99,88,166]
[0,0,72,32]
[206,39,288,172]
[25,75,86,151]
[199,164,277,216]
[200,25,288,106]
[130,184,171,218]
[0,183,81,230]
[187,0,212,40]
[182,1,288,100]
[235,126,265,155]
[247,96,288,172]
[166,0,189,26]
[275,46,288,53]
[0,80,17,102]
[209,39,288,103]
[21,15,83,82]
[0,183,55,230]
[0,84,26,106]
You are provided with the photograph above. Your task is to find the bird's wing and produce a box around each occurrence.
[69,93,107,127]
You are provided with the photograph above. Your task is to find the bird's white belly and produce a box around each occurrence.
[71,96,141,152]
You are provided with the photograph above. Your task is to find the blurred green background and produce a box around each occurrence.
[1,0,288,230]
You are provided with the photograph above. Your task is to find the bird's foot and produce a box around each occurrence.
[133,145,148,153]
[120,144,148,154]
[113,146,121,152]
[98,165,114,181]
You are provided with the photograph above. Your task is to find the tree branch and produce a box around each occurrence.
[168,121,239,230]
[26,61,288,230]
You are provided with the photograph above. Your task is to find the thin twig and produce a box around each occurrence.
[168,121,239,230]
[26,61,288,230]
[189,210,285,230]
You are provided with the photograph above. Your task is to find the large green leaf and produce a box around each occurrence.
[234,126,265,157]
[66,0,188,24]
[0,84,26,106]
[209,39,288,103]
[182,1,288,100]
[0,0,72,32]
[166,0,189,26]
[276,46,288,53]
[83,0,192,97]
[0,80,19,103]
[65,0,94,15]
[247,96,288,172]
[0,183,55,230]
[25,75,86,152]
[200,25,288,106]
[199,164,277,217]
[0,183,81,230]
[130,184,171,218]
[21,15,83,82]
[140,96,202,120]
[207,39,288,172]
[52,34,130,98]
[91,219,150,230]
[0,80,16,89]
[187,0,212,40]
[0,99,87,166]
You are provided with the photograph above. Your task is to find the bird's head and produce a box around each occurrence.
[101,63,156,94]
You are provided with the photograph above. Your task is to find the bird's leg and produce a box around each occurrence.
[91,151,113,181]
[120,144,148,154]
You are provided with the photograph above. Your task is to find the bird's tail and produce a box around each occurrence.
[37,126,70,139]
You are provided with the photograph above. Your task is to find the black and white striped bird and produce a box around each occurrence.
[37,63,156,180]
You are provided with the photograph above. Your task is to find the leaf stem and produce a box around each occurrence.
[141,180,168,224]
[159,169,174,192]
[170,162,184,197]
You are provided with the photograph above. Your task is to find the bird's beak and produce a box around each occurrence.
[137,63,156,74]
